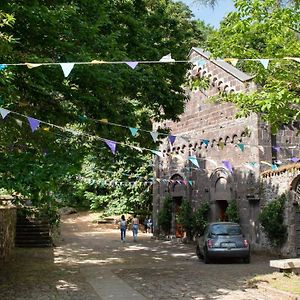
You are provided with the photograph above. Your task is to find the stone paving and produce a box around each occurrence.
[0,212,294,299]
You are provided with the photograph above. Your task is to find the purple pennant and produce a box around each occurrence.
[168,135,176,145]
[27,117,40,132]
[222,160,233,173]
[289,157,300,163]
[0,108,10,119]
[125,62,139,69]
[104,139,117,154]
[272,146,281,152]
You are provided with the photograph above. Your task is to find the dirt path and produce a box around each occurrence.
[0,212,293,300]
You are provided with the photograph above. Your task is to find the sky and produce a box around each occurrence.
[179,0,236,28]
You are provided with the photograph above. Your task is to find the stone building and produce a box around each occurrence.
[152,48,300,256]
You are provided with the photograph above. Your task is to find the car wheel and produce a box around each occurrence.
[243,255,250,264]
[203,248,210,264]
[196,245,202,259]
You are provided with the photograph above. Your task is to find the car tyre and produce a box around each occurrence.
[196,245,202,259]
[203,248,210,264]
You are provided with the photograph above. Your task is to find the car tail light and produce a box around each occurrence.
[243,239,249,247]
[207,239,213,248]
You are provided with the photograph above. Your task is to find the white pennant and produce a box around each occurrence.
[60,63,75,77]
[150,131,159,142]
[159,53,175,63]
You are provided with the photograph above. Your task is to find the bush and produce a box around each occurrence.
[259,194,287,247]
[177,199,193,239]
[226,200,240,223]
[193,202,210,236]
[157,196,172,234]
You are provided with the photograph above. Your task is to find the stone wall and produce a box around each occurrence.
[0,207,16,260]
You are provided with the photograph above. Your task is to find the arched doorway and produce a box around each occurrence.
[210,168,233,221]
[169,174,186,237]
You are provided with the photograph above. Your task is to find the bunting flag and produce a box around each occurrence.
[289,157,300,163]
[202,139,209,146]
[259,59,270,69]
[130,145,143,153]
[150,131,159,143]
[104,139,116,154]
[27,117,40,132]
[284,57,300,63]
[188,180,193,186]
[125,62,139,69]
[0,64,7,70]
[272,146,281,152]
[224,58,239,66]
[25,63,42,69]
[150,150,163,158]
[237,143,245,152]
[15,119,23,127]
[168,135,176,145]
[222,160,233,173]
[188,156,200,168]
[60,63,74,77]
[196,59,206,67]
[99,118,108,123]
[219,141,225,150]
[271,164,278,170]
[261,161,272,167]
[129,127,138,137]
[0,108,10,119]
[159,53,175,63]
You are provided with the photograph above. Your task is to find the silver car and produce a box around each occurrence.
[196,222,250,264]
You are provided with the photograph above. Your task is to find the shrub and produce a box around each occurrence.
[193,202,210,236]
[259,194,287,247]
[157,196,172,234]
[226,200,240,223]
[177,199,193,239]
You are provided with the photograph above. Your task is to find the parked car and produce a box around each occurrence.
[196,222,250,264]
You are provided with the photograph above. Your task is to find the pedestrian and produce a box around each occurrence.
[132,214,139,242]
[143,217,148,233]
[147,217,153,234]
[120,215,127,242]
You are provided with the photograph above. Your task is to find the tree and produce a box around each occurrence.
[0,1,208,214]
[205,0,300,131]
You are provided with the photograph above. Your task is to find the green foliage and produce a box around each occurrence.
[0,1,210,215]
[177,199,194,239]
[158,195,172,234]
[192,202,210,236]
[259,194,287,247]
[206,0,300,131]
[225,200,240,223]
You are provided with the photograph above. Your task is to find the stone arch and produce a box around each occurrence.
[210,168,234,221]
[290,174,300,196]
[168,173,186,197]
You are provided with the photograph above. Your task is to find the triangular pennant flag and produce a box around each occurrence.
[257,145,265,154]
[259,59,269,69]
[271,164,278,170]
[0,64,7,70]
[197,59,206,67]
[222,160,233,173]
[129,127,138,137]
[188,156,200,168]
[150,150,163,158]
[150,131,159,143]
[272,146,280,152]
[284,57,300,63]
[218,141,225,150]
[15,118,23,127]
[159,53,175,62]
[0,108,10,119]
[224,58,239,66]
[99,118,108,123]
[27,117,40,132]
[104,139,117,154]
[79,115,87,122]
[289,157,300,163]
[125,62,139,69]
[237,143,245,152]
[188,180,193,186]
[202,139,209,146]
[131,145,143,153]
[25,63,42,69]
[261,161,272,167]
[60,63,74,77]
[168,135,176,145]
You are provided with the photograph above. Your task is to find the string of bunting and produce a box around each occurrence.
[0,54,298,78]
[0,107,299,174]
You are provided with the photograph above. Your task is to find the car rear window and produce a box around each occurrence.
[211,224,242,236]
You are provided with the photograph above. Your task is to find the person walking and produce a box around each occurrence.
[120,215,127,242]
[132,214,139,242]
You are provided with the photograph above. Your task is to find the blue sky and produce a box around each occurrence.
[179,0,236,28]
